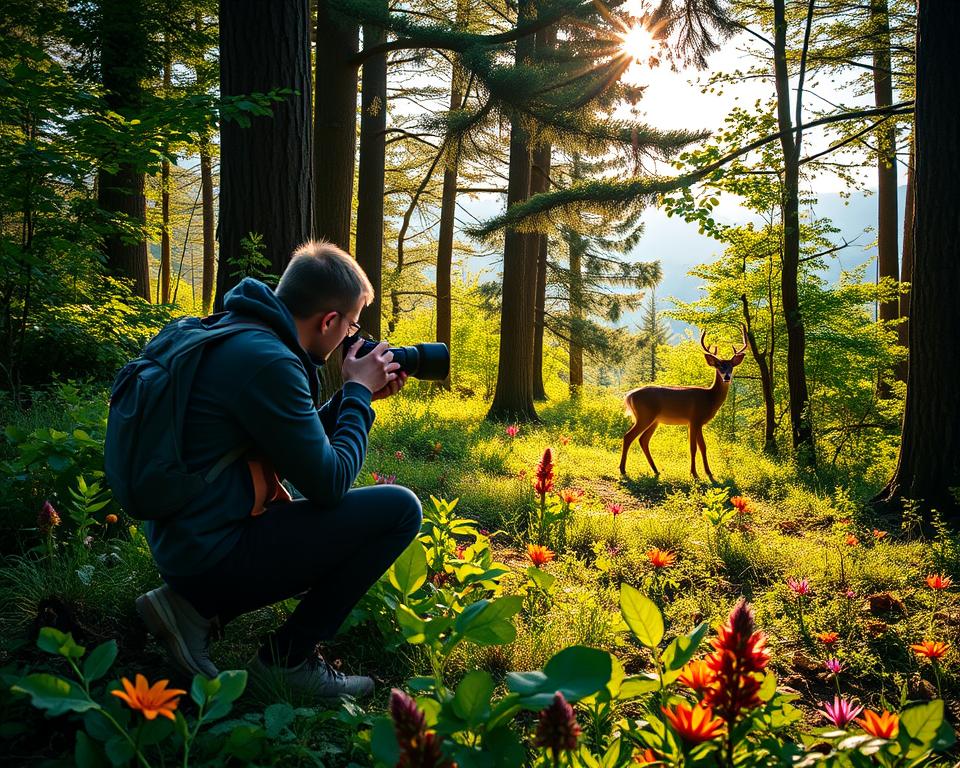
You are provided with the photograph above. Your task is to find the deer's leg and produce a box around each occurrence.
[620,417,653,474]
[696,428,715,483]
[638,422,659,475]
[688,425,700,480]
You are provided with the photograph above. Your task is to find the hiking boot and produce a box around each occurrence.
[136,585,219,679]
[249,651,374,701]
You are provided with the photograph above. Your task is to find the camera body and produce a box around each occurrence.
[343,332,450,381]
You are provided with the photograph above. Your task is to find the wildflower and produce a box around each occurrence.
[395,450,405,461]
[910,640,950,660]
[702,600,770,720]
[845,535,859,547]
[527,544,555,567]
[559,435,570,446]
[534,692,581,755]
[372,472,396,485]
[635,748,659,764]
[858,709,899,739]
[786,577,810,595]
[105,513,118,525]
[607,545,621,557]
[824,658,844,676]
[661,702,724,744]
[389,688,453,768]
[608,503,623,516]
[873,529,887,541]
[817,631,840,646]
[533,448,554,495]
[820,696,864,728]
[506,424,519,438]
[730,496,750,514]
[110,674,185,721]
[479,528,490,537]
[37,501,61,534]
[678,659,716,693]
[845,589,857,599]
[560,489,582,504]
[455,544,466,559]
[925,574,953,590]
[83,535,94,549]
[646,548,676,568]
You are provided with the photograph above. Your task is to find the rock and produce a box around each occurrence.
[866,592,906,614]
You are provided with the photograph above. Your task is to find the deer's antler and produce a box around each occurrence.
[699,330,718,356]
[732,323,748,356]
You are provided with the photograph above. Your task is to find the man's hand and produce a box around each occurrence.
[371,371,408,401]
[342,339,400,395]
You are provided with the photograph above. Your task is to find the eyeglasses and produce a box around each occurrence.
[338,312,362,336]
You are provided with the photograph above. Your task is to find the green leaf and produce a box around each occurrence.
[264,702,296,738]
[660,622,708,678]
[371,716,401,765]
[618,674,661,698]
[900,700,943,756]
[11,674,99,716]
[83,641,118,683]
[526,566,556,592]
[37,626,86,659]
[396,604,427,644]
[75,731,107,768]
[452,670,494,724]
[454,596,522,646]
[507,646,613,706]
[620,584,664,648]
[203,670,247,722]
[388,539,428,596]
[104,734,135,767]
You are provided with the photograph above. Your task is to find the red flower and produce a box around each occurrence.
[389,689,453,768]
[37,501,60,534]
[701,600,770,721]
[634,748,660,764]
[646,548,676,568]
[910,640,949,660]
[608,503,623,517]
[661,702,724,744]
[925,574,952,590]
[533,448,554,495]
[534,692,581,754]
[505,424,519,438]
[527,544,555,567]
[395,450,405,461]
[730,496,751,514]
[678,659,716,693]
[858,709,899,739]
[105,513,118,525]
[816,631,840,646]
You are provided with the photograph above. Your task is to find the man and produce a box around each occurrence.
[134,241,422,699]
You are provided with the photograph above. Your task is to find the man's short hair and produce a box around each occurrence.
[276,240,374,319]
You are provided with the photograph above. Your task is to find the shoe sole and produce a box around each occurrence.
[136,590,217,679]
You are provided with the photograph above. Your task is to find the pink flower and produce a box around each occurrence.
[505,424,519,438]
[372,472,396,485]
[844,589,857,599]
[786,577,810,596]
[825,658,844,676]
[820,696,863,728]
[37,500,61,534]
[608,503,623,517]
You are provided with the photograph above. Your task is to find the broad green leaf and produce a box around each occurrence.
[620,584,664,648]
[264,702,296,738]
[11,674,98,716]
[507,646,613,706]
[75,731,107,768]
[389,539,428,596]
[37,626,85,659]
[452,670,494,724]
[371,716,401,765]
[455,596,522,646]
[83,641,118,683]
[526,566,556,592]
[203,670,247,722]
[660,622,708,675]
[396,604,427,644]
[900,700,943,757]
[619,674,660,698]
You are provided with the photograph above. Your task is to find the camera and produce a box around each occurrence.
[343,332,450,381]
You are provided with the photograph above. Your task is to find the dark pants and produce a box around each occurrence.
[166,485,422,664]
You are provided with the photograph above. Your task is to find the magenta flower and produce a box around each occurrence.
[844,589,857,599]
[786,577,810,596]
[820,696,863,728]
[824,658,844,676]
[505,424,519,438]
[608,503,623,517]
[372,472,397,485]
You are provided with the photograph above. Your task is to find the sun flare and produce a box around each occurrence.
[620,23,657,64]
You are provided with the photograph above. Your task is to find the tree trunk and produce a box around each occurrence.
[877,2,960,519]
[773,0,816,467]
[741,294,777,454]
[216,0,313,309]
[97,0,151,300]
[896,136,914,384]
[488,0,537,422]
[355,12,386,338]
[568,229,584,396]
[200,137,216,315]
[531,141,551,401]
[160,50,172,304]
[873,0,897,396]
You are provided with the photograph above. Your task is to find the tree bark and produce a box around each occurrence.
[216,0,313,309]
[200,137,216,315]
[568,229,584,396]
[355,11,386,338]
[741,294,777,454]
[488,0,538,422]
[97,0,151,300]
[896,136,914,384]
[160,50,172,304]
[531,142,551,401]
[773,0,816,467]
[877,2,960,519]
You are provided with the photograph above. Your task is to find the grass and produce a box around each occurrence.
[1,382,957,763]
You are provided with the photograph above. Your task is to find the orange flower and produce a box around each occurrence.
[105,513,118,525]
[110,674,185,721]
[858,709,899,739]
[872,529,887,541]
[646,548,676,568]
[910,641,950,660]
[661,702,724,744]
[816,631,840,645]
[925,574,953,590]
[560,489,583,504]
[559,436,570,446]
[845,535,859,547]
[527,544,555,567]
[634,748,660,764]
[677,659,717,693]
[730,496,750,514]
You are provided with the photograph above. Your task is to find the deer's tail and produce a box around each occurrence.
[623,390,636,420]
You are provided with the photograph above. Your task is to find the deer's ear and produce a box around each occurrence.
[704,353,718,367]
[731,353,746,366]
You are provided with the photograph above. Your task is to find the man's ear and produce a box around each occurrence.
[704,353,718,367]
[731,352,746,366]
[318,310,338,333]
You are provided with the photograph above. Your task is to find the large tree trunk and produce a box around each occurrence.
[200,136,216,314]
[896,136,914,384]
[877,2,960,519]
[354,11,386,338]
[216,0,313,309]
[872,0,898,396]
[531,142,551,401]
[568,229,584,396]
[97,0,151,300]
[160,51,172,304]
[741,295,777,454]
[488,0,537,422]
[773,0,816,467]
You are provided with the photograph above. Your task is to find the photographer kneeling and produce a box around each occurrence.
[121,241,423,700]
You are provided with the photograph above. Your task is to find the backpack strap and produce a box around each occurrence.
[205,441,253,483]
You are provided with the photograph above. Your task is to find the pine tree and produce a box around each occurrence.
[641,289,671,381]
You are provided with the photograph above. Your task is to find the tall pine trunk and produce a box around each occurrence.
[896,137,914,384]
[159,49,172,304]
[567,229,584,396]
[872,0,897,396]
[488,0,537,421]
[531,142,551,401]
[878,2,960,519]
[200,136,215,314]
[216,0,313,309]
[773,0,816,467]
[355,10,386,337]
[97,0,151,300]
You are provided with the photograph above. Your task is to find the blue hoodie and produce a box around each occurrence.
[145,278,375,579]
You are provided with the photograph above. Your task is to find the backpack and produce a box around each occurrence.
[104,314,265,521]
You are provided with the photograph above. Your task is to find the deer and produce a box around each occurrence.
[620,325,748,482]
